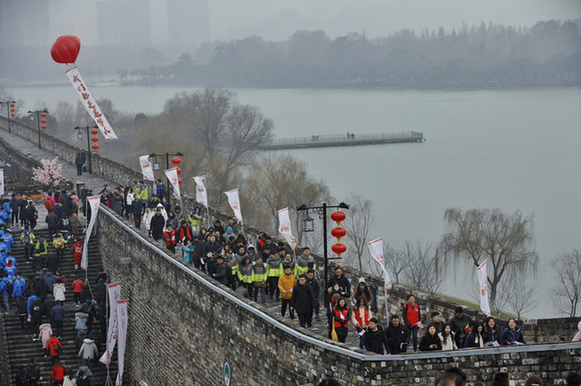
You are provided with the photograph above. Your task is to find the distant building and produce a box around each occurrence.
[0,0,50,48]
[167,0,209,47]
[97,0,151,47]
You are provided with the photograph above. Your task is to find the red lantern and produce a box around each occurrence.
[9,103,15,108]
[10,109,15,113]
[331,227,346,240]
[41,125,47,130]
[50,35,81,64]
[92,144,99,150]
[171,156,181,166]
[330,210,346,223]
[331,243,347,256]
[10,114,15,118]
[176,167,182,175]
[40,112,47,118]
[178,178,183,184]
[91,137,99,142]
[41,119,47,124]
[91,129,99,135]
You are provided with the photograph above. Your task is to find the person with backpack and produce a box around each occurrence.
[20,227,36,260]
[12,273,26,303]
[0,274,11,312]
[76,363,93,386]
[47,335,63,362]
[72,277,84,308]
[33,239,49,272]
[25,359,40,386]
[402,294,422,352]
[51,301,65,337]
[72,238,83,271]
[30,297,45,339]
[50,359,66,385]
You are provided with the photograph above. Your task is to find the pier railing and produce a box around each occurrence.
[264,131,423,146]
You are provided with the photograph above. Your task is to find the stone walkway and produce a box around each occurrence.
[2,129,362,350]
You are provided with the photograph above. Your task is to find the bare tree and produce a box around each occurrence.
[505,279,540,320]
[441,208,538,313]
[343,194,375,272]
[384,244,407,284]
[551,249,581,317]
[401,241,447,296]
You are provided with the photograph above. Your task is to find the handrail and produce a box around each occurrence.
[99,205,581,362]
[264,131,423,145]
[0,309,13,386]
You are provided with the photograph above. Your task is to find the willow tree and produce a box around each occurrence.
[441,208,538,314]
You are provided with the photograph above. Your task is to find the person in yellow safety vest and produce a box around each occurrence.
[237,256,254,298]
[294,247,317,277]
[32,239,49,272]
[252,257,268,303]
[266,251,283,300]
[139,181,149,201]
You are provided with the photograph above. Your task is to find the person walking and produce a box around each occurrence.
[363,318,389,354]
[51,301,64,337]
[483,317,500,346]
[352,297,372,349]
[384,314,410,354]
[402,294,421,352]
[420,325,442,351]
[327,267,351,302]
[39,322,53,353]
[278,267,296,320]
[212,255,230,286]
[252,257,268,303]
[72,277,84,308]
[236,256,254,298]
[149,208,165,242]
[78,338,99,364]
[332,297,350,343]
[75,151,86,176]
[291,275,315,328]
[47,335,63,362]
[266,251,283,300]
[450,307,472,349]
[50,359,66,385]
[306,270,320,320]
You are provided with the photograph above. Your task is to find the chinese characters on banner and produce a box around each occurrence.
[193,175,208,208]
[477,259,491,316]
[367,237,393,291]
[139,155,155,182]
[277,207,298,251]
[115,300,129,386]
[66,66,118,139]
[164,167,181,200]
[0,169,4,195]
[99,283,122,366]
[81,196,101,271]
[224,188,243,225]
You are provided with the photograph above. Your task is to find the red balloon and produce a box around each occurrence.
[171,156,181,166]
[51,35,81,64]
[330,210,346,223]
[331,243,347,256]
[176,167,182,175]
[331,227,346,239]
[91,137,99,142]
[92,144,99,150]
[91,129,99,135]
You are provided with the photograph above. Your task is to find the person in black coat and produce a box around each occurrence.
[44,294,55,323]
[19,198,28,227]
[306,270,320,319]
[364,318,389,354]
[327,266,351,301]
[26,202,38,230]
[384,315,410,354]
[291,275,315,328]
[149,209,165,241]
[34,277,50,300]
[212,256,230,286]
[420,325,442,351]
[30,299,45,337]
[132,199,143,229]
[96,279,107,309]
[46,254,59,275]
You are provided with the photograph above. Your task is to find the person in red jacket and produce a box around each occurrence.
[163,225,177,253]
[47,335,63,363]
[177,220,192,244]
[72,239,84,271]
[332,297,351,343]
[402,294,421,352]
[72,277,84,308]
[50,359,66,385]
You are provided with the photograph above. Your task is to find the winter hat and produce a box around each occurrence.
[248,245,255,250]
[358,278,366,284]
[492,372,509,386]
[226,227,233,232]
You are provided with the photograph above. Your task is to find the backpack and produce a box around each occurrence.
[5,280,13,295]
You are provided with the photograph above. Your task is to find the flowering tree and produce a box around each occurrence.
[32,157,64,187]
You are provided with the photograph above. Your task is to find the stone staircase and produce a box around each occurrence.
[2,228,116,385]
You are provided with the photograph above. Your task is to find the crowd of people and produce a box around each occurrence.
[1,192,106,385]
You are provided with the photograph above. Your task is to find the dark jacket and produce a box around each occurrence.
[328,274,351,298]
[364,325,389,354]
[306,278,320,301]
[44,297,56,318]
[450,314,471,346]
[53,203,63,219]
[46,254,59,273]
[205,241,222,256]
[132,200,143,217]
[420,333,442,351]
[150,214,165,240]
[214,263,230,286]
[483,326,499,344]
[384,322,410,354]
[30,299,45,323]
[26,205,38,221]
[51,304,64,322]
[500,327,526,346]
[464,331,484,348]
[291,283,315,314]
[46,212,58,229]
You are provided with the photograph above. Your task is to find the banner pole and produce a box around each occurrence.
[206,206,210,229]
[104,280,113,386]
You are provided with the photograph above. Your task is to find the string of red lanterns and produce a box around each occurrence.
[10,103,16,118]
[40,111,48,130]
[330,210,347,257]
[91,129,99,150]
[171,156,183,184]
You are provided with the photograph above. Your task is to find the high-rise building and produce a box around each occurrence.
[0,0,50,48]
[97,0,151,47]
[167,0,209,47]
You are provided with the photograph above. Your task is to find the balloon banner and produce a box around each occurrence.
[115,300,129,386]
[0,169,4,196]
[224,189,243,225]
[193,175,208,208]
[139,155,155,182]
[277,207,298,251]
[367,237,393,291]
[477,259,491,316]
[165,167,181,200]
[99,283,122,366]
[81,196,101,271]
[66,66,118,139]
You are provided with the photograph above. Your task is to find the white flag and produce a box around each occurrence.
[139,155,155,182]
[477,259,491,316]
[66,66,118,139]
[81,196,101,271]
[99,283,122,366]
[224,188,243,225]
[0,169,4,196]
[193,175,208,208]
[367,237,393,291]
[278,207,298,251]
[115,300,129,386]
[164,167,181,200]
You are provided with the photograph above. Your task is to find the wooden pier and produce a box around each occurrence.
[257,131,425,150]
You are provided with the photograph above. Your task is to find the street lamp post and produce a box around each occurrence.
[149,152,184,206]
[0,100,16,133]
[75,125,97,174]
[296,201,350,305]
[27,109,48,149]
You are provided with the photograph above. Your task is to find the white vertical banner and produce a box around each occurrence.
[477,259,491,316]
[139,155,155,182]
[193,175,208,208]
[224,188,243,226]
[164,167,181,200]
[115,300,129,386]
[99,283,122,366]
[277,207,298,251]
[367,237,393,291]
[0,169,4,195]
[65,66,118,139]
[81,196,101,271]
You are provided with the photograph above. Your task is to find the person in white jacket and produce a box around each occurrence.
[63,375,77,386]
[53,280,66,302]
[38,323,52,350]
[78,338,99,363]
[438,324,458,351]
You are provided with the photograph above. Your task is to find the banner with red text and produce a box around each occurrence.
[99,283,122,366]
[81,196,100,271]
[367,237,393,291]
[224,188,243,225]
[139,155,155,182]
[164,167,181,200]
[115,300,128,386]
[193,175,208,208]
[66,66,118,139]
[477,259,491,316]
[277,207,298,251]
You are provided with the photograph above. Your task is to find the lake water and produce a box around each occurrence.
[7,85,581,318]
